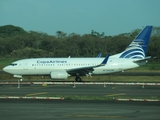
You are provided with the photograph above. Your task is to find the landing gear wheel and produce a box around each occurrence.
[75,76,82,82]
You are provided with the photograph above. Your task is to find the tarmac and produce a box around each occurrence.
[0,84,160,97]
[0,82,160,120]
[0,99,160,120]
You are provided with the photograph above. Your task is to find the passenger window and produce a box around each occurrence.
[10,63,17,66]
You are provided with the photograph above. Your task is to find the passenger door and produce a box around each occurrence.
[23,61,28,70]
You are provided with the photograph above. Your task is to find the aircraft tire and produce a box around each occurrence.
[75,76,82,82]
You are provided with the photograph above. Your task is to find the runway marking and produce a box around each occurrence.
[26,92,48,96]
[105,93,126,97]
[66,114,128,118]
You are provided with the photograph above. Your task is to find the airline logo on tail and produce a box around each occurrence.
[120,26,152,59]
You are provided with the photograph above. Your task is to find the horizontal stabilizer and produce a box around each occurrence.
[133,56,151,63]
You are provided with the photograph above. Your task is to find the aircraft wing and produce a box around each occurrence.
[67,54,110,76]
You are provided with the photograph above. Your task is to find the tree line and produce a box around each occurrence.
[0,25,159,61]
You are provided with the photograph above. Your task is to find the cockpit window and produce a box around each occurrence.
[10,63,17,66]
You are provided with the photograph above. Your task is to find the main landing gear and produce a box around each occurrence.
[17,78,23,88]
[75,76,82,82]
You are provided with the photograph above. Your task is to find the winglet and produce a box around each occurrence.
[97,53,102,58]
[99,54,110,66]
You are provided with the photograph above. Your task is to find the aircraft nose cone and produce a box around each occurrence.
[3,66,8,73]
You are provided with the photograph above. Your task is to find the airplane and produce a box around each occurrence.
[3,26,153,82]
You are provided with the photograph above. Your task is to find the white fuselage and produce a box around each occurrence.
[3,57,146,76]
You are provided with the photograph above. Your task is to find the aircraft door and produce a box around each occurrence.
[23,61,28,70]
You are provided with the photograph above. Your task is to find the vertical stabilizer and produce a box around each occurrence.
[113,26,152,59]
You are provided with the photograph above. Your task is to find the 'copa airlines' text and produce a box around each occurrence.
[37,60,67,64]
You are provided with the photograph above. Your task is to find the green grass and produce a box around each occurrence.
[1,92,159,101]
[16,93,160,101]
[135,62,160,71]
[65,95,160,100]
[1,74,160,83]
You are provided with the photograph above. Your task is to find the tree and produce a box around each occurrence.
[56,31,67,39]
[0,25,160,61]
[0,25,26,37]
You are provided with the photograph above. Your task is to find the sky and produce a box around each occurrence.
[0,0,160,36]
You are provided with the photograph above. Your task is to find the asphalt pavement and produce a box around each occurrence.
[0,82,160,120]
[0,84,160,98]
[0,99,160,120]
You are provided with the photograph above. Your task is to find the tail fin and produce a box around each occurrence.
[114,26,152,59]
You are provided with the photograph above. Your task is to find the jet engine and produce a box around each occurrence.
[50,70,69,79]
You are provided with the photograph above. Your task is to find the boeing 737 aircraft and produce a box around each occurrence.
[3,26,153,82]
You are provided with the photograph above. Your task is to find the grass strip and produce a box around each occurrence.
[14,94,159,101]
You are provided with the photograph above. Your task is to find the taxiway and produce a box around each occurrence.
[0,99,160,120]
[0,84,160,98]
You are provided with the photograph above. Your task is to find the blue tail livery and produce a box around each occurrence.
[119,26,152,59]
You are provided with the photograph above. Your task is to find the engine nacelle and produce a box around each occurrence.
[50,70,69,79]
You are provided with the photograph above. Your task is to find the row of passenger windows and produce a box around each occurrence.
[32,64,98,66]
